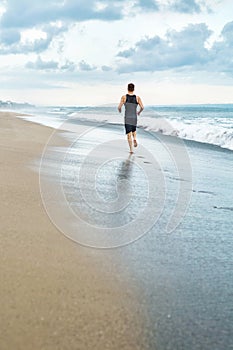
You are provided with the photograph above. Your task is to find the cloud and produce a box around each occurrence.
[78,60,96,71]
[210,21,233,75]
[137,0,159,11]
[0,0,123,30]
[221,20,233,44]
[135,0,208,13]
[0,1,124,55]
[170,0,201,14]
[0,0,211,33]
[0,0,213,56]
[101,65,112,71]
[60,60,76,72]
[0,22,68,54]
[25,56,79,73]
[0,36,51,54]
[116,19,233,81]
[26,56,59,71]
[0,28,20,45]
[111,0,204,13]
[117,23,212,73]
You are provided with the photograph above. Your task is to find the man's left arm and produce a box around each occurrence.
[137,96,144,116]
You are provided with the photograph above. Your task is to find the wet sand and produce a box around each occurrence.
[0,112,148,350]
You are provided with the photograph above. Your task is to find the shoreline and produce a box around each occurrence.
[0,112,148,350]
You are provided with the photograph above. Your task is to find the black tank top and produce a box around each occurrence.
[124,94,138,120]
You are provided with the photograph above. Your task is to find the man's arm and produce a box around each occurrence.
[118,95,125,113]
[137,96,144,116]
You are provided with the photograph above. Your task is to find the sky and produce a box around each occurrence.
[0,0,233,106]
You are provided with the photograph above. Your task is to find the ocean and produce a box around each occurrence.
[15,103,233,151]
[8,103,233,349]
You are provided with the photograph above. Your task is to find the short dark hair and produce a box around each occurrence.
[128,83,135,92]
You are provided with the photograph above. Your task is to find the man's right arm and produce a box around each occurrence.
[118,95,125,113]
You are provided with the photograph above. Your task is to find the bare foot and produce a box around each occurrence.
[133,139,138,147]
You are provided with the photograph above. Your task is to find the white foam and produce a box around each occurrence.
[132,115,233,151]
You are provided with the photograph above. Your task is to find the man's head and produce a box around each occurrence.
[128,83,135,92]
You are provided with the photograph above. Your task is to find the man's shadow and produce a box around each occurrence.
[117,154,134,181]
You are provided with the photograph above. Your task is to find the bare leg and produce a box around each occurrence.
[132,131,137,147]
[127,132,133,153]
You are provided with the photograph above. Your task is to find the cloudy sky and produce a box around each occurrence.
[0,0,233,106]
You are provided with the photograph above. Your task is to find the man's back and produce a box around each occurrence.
[125,94,138,121]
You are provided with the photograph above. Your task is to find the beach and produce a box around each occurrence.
[1,108,233,350]
[0,112,148,350]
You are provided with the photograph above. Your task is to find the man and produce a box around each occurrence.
[118,83,144,154]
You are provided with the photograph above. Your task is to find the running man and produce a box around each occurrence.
[118,83,144,154]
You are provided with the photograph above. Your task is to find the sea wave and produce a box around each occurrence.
[139,117,233,151]
[70,111,233,151]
